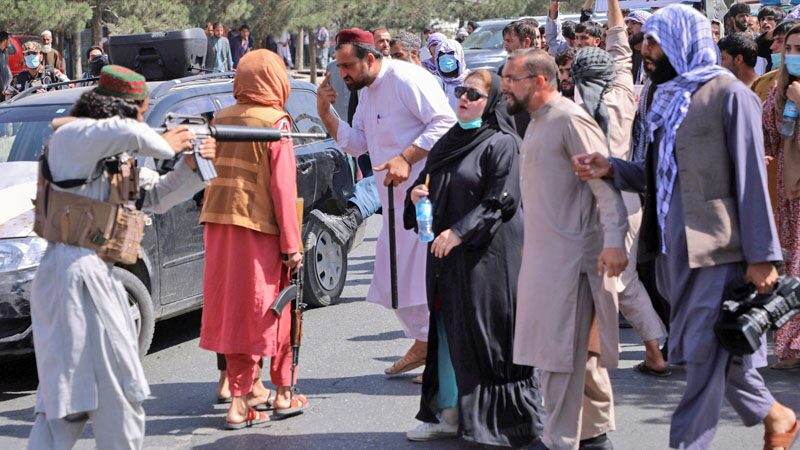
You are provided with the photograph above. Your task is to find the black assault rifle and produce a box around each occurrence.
[269,199,308,418]
[157,114,327,181]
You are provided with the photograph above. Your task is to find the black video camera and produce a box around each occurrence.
[715,276,800,356]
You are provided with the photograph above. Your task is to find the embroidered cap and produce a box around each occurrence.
[95,65,149,100]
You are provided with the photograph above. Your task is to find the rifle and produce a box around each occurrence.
[270,199,307,416]
[157,114,327,181]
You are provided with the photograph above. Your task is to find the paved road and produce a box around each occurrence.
[1,216,799,449]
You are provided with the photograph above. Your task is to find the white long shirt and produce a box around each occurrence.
[336,59,456,309]
[32,117,205,419]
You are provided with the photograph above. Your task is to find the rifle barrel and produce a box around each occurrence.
[154,124,327,142]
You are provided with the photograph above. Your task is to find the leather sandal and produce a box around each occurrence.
[273,393,309,419]
[764,420,799,450]
[385,343,427,375]
[224,408,270,430]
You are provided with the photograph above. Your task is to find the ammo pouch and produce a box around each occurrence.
[33,149,146,265]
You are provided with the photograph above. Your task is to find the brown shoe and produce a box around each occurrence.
[385,340,427,375]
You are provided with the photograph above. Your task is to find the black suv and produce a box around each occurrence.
[0,74,364,356]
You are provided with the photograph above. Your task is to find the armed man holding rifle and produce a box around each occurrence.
[198,49,308,429]
[28,65,216,450]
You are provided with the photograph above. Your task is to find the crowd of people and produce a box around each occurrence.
[18,1,800,450]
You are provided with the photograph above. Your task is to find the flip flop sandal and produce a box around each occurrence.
[273,394,309,419]
[771,361,800,370]
[253,391,275,412]
[633,361,672,378]
[224,409,270,430]
[764,419,799,450]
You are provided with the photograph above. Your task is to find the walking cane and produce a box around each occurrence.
[388,183,399,310]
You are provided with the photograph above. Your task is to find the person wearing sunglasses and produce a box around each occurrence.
[403,70,544,446]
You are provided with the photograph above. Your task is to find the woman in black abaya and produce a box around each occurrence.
[403,70,544,447]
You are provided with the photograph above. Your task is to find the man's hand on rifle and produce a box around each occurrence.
[162,125,196,153]
[283,252,303,273]
[184,137,217,171]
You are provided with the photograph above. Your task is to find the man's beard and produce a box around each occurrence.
[506,91,530,115]
[561,82,574,99]
[648,54,678,84]
[343,72,369,91]
[735,20,748,32]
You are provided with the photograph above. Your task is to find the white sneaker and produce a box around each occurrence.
[406,418,458,441]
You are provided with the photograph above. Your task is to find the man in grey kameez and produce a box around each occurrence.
[28,66,214,450]
[573,5,798,449]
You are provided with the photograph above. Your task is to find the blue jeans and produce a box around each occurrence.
[349,176,381,219]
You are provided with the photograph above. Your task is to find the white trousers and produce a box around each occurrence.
[395,304,429,342]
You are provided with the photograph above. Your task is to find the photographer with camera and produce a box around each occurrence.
[27,65,216,450]
[572,5,797,450]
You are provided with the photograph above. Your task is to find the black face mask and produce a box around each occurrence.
[89,54,109,76]
[649,54,678,85]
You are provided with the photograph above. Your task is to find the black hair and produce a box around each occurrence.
[556,47,577,66]
[775,19,800,38]
[575,21,603,38]
[213,22,223,29]
[467,21,479,30]
[239,24,250,32]
[503,19,540,44]
[728,3,750,17]
[758,5,786,22]
[85,45,103,60]
[0,32,8,43]
[718,32,757,68]
[562,21,577,40]
[335,41,383,59]
[70,90,142,120]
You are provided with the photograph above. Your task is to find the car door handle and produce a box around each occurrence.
[298,161,313,174]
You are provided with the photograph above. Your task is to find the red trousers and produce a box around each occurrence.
[226,347,294,397]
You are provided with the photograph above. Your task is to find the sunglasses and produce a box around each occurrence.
[455,86,487,101]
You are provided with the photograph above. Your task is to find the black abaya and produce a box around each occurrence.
[403,130,545,448]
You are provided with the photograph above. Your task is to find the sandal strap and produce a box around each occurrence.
[765,421,799,448]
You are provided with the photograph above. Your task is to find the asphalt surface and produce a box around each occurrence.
[1,215,799,449]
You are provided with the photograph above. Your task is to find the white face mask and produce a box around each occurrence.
[24,54,40,69]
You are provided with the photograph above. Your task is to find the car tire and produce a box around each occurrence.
[112,267,155,358]
[303,217,348,307]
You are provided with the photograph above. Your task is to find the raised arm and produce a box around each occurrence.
[546,2,571,56]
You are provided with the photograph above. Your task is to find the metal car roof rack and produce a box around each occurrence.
[148,71,235,99]
[5,78,99,104]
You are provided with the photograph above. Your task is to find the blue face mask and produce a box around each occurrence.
[24,54,40,69]
[458,118,482,129]
[772,53,783,69]
[786,54,800,77]
[438,54,458,74]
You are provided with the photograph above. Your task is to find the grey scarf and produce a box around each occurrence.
[570,47,616,141]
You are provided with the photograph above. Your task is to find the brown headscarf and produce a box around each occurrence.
[233,49,290,108]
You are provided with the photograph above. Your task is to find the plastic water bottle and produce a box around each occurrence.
[780,101,798,137]
[416,196,434,243]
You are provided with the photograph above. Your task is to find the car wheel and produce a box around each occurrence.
[112,267,155,358]
[303,217,347,307]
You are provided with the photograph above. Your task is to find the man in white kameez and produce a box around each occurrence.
[28,65,215,450]
[317,29,456,380]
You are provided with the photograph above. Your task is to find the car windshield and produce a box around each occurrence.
[462,24,506,50]
[0,105,71,163]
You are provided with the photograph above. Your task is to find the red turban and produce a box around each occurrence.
[336,28,375,46]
